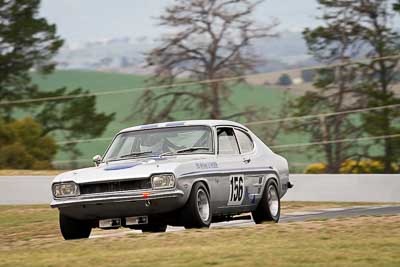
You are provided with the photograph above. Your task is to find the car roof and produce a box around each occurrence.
[119,120,249,133]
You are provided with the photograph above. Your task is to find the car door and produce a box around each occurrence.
[212,127,241,212]
[215,127,249,214]
[234,128,263,208]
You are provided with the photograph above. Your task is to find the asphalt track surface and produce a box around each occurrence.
[90,205,400,239]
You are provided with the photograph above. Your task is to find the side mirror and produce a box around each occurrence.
[92,155,102,166]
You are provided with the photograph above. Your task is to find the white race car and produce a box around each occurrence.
[51,120,292,240]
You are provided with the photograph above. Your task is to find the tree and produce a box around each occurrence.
[394,0,400,12]
[0,0,63,118]
[290,0,367,173]
[131,0,277,123]
[353,0,400,173]
[291,0,400,173]
[277,73,292,86]
[34,88,115,160]
[0,0,114,162]
[0,117,57,169]
[301,69,316,83]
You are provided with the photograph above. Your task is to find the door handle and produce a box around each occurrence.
[243,157,251,164]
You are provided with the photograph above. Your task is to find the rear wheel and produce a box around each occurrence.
[59,213,92,240]
[252,179,280,223]
[141,224,167,233]
[181,182,212,228]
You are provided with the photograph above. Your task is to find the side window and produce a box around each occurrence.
[235,129,254,153]
[217,127,239,155]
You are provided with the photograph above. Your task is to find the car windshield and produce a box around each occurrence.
[103,126,213,162]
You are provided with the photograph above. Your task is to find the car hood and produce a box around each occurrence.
[53,155,214,184]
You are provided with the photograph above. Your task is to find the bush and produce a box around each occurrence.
[0,143,34,169]
[305,160,399,174]
[339,160,399,174]
[304,163,327,174]
[277,73,293,86]
[0,118,57,169]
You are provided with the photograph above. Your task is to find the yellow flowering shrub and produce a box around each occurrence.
[340,160,399,174]
[304,163,327,174]
[305,160,399,174]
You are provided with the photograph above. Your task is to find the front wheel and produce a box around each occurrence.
[59,213,92,240]
[181,182,212,228]
[252,179,280,223]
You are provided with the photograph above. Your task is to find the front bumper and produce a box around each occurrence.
[50,189,185,208]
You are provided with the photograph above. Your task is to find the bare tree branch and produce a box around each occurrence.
[130,0,277,123]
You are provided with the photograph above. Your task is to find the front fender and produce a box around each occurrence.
[176,176,211,205]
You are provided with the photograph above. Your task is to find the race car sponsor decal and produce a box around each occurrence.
[195,162,218,169]
[228,174,244,206]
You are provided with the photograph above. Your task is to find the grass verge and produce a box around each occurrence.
[0,170,65,176]
[0,203,399,267]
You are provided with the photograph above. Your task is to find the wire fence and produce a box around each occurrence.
[53,103,400,146]
[2,53,396,167]
[1,54,400,106]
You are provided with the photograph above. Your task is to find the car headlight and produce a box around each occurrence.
[52,182,80,198]
[151,174,175,189]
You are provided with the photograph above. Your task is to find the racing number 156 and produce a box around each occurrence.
[228,175,244,205]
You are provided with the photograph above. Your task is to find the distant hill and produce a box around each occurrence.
[55,31,312,74]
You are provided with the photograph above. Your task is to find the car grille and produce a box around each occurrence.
[79,179,152,195]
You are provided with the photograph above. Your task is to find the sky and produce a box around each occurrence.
[40,0,319,45]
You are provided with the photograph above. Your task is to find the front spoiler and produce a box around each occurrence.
[50,189,184,208]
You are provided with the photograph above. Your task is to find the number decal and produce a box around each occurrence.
[228,175,245,206]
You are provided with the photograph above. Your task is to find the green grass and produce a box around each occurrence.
[30,70,315,168]
[0,203,399,267]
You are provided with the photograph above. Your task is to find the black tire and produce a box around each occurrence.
[141,224,168,233]
[59,213,92,240]
[252,179,280,224]
[181,182,212,228]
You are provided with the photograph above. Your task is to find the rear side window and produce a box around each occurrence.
[217,127,240,155]
[235,129,254,153]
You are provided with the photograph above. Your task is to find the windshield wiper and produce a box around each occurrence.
[160,147,210,157]
[176,147,210,153]
[120,151,153,158]
[106,151,153,163]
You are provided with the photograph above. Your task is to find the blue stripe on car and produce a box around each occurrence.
[180,167,275,177]
[104,162,143,171]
